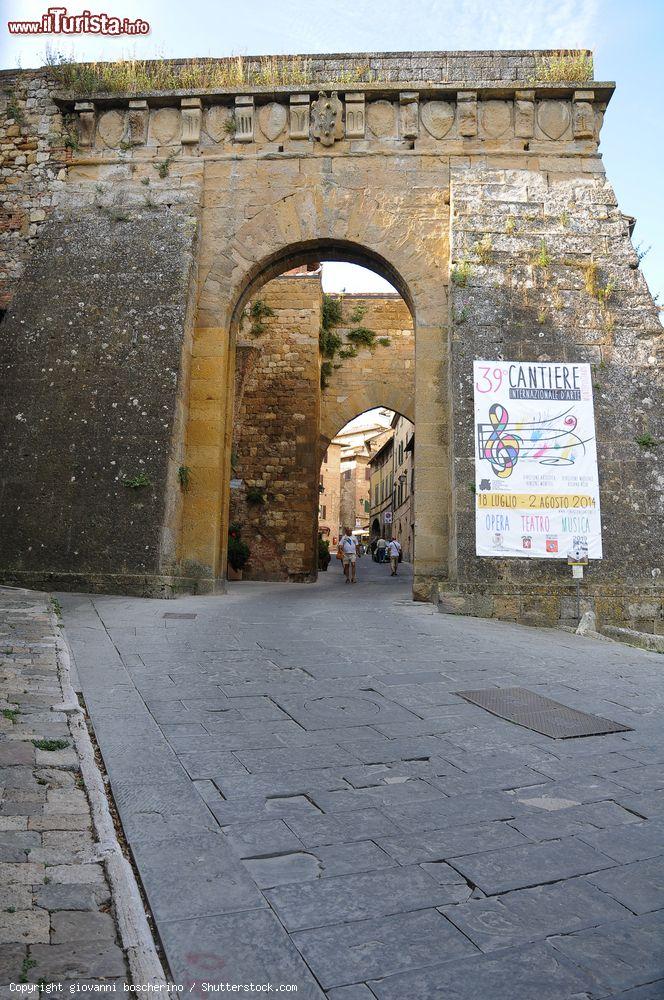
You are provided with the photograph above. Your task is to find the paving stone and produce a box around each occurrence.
[508,800,641,841]
[234,745,359,774]
[209,793,321,826]
[46,863,105,885]
[587,856,664,914]
[612,764,664,793]
[34,884,109,911]
[176,750,250,778]
[130,832,266,921]
[327,986,375,1000]
[310,778,443,812]
[271,692,418,731]
[549,911,664,995]
[244,841,395,887]
[378,822,530,864]
[292,908,477,988]
[0,942,26,985]
[0,862,45,884]
[0,744,34,766]
[26,941,127,980]
[442,878,631,951]
[157,909,325,997]
[51,911,117,944]
[338,736,451,765]
[450,838,617,895]
[383,790,521,833]
[420,862,474,901]
[0,886,32,910]
[0,908,50,944]
[222,819,304,858]
[430,765,550,796]
[285,808,402,848]
[265,866,463,931]
[578,820,664,863]
[0,832,41,862]
[368,940,593,1000]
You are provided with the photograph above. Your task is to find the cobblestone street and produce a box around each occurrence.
[0,588,129,990]
[50,559,664,999]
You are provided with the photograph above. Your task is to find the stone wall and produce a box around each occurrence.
[0,155,202,593]
[0,70,66,310]
[320,294,414,441]
[447,162,664,629]
[229,277,414,580]
[229,275,321,582]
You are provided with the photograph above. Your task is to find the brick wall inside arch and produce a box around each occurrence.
[229,273,415,581]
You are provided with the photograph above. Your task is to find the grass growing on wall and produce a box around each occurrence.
[44,49,373,95]
[530,50,593,84]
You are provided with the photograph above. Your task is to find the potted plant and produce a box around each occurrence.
[227,522,250,580]
[318,536,331,571]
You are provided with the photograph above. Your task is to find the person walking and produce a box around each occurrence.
[337,527,358,584]
[376,535,388,564]
[387,537,402,575]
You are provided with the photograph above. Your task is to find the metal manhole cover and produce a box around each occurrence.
[455,686,632,739]
[162,612,197,619]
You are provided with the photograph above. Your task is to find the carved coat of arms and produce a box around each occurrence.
[311,91,343,146]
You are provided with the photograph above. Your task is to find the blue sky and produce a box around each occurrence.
[2,0,662,302]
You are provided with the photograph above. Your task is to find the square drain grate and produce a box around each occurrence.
[455,686,632,739]
[162,612,197,620]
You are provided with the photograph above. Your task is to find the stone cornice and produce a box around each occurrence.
[52,80,615,110]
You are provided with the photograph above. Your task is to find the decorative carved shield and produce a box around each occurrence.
[421,101,455,139]
[311,91,343,146]
[258,102,287,142]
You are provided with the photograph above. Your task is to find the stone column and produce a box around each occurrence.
[74,101,95,148]
[181,98,202,145]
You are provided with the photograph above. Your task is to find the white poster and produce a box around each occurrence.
[473,361,602,559]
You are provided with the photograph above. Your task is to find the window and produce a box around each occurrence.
[321,505,326,519]
[344,470,351,481]
[319,478,324,490]
[374,485,379,505]
[323,450,328,464]
[364,499,370,513]
[365,467,371,481]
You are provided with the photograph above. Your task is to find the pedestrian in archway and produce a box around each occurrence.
[387,537,402,575]
[338,528,358,584]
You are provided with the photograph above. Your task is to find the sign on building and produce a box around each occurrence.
[383,511,393,524]
[473,361,602,559]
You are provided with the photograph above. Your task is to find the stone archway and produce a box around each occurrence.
[179,171,451,598]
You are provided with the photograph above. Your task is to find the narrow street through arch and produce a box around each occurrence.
[58,570,664,997]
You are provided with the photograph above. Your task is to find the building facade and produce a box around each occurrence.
[319,441,341,547]
[391,414,415,562]
[369,437,395,541]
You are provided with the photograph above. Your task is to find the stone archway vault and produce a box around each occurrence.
[177,161,451,599]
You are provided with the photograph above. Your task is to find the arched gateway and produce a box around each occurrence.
[0,50,662,629]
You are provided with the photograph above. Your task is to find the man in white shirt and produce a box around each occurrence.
[387,537,402,576]
[338,528,358,584]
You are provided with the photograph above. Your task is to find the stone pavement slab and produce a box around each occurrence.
[57,561,664,993]
[291,908,477,988]
[450,835,617,894]
[0,587,130,988]
[441,878,631,951]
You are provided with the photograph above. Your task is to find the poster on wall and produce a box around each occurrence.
[473,360,602,559]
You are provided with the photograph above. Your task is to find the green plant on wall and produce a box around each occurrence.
[318,293,389,388]
[245,299,276,337]
[228,522,250,570]
[246,485,266,504]
[123,471,151,489]
[530,50,593,84]
[178,465,191,491]
[635,432,658,449]
[451,259,472,287]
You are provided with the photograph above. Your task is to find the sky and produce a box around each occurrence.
[2,0,662,302]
